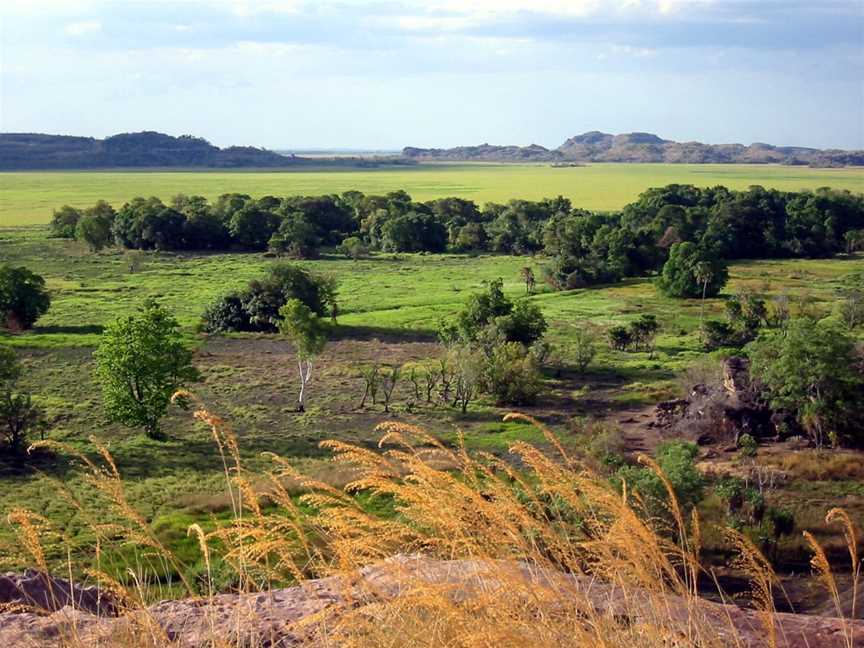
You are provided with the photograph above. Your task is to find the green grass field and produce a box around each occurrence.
[2,223,863,578]
[3,163,863,226]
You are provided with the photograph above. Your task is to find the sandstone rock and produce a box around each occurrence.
[0,571,116,615]
[0,557,860,647]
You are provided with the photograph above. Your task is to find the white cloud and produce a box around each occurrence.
[394,15,473,31]
[64,20,101,36]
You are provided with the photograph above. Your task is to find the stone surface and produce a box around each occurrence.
[0,557,860,647]
[0,571,116,615]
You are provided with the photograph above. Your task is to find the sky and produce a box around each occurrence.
[1,0,862,150]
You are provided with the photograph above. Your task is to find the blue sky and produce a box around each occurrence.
[1,0,862,149]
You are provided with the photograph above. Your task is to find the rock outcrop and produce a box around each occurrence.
[652,356,797,445]
[402,132,864,167]
[0,571,116,616]
[0,557,860,647]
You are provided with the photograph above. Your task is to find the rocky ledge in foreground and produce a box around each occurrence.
[1,556,860,647]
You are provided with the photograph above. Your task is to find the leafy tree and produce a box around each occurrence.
[228,206,280,250]
[268,212,321,259]
[76,211,113,252]
[50,205,83,238]
[94,300,199,439]
[701,320,744,351]
[747,319,864,447]
[0,346,44,455]
[657,242,728,299]
[381,212,447,253]
[725,291,767,334]
[0,265,51,330]
[0,346,21,384]
[0,391,44,455]
[630,314,660,355]
[452,223,488,252]
[278,299,327,412]
[837,273,864,330]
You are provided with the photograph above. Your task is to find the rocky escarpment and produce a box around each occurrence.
[1,556,860,647]
[402,132,864,167]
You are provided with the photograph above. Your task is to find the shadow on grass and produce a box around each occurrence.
[0,447,76,479]
[35,324,105,335]
[329,324,437,344]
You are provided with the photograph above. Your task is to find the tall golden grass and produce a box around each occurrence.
[5,397,860,647]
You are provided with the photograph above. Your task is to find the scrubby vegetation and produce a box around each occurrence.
[1,179,863,639]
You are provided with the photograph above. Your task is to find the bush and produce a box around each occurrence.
[0,265,51,330]
[483,342,542,405]
[201,293,249,333]
[614,440,704,516]
[607,316,659,353]
[495,299,548,346]
[702,320,744,350]
[201,264,336,333]
[607,325,632,351]
[340,236,368,260]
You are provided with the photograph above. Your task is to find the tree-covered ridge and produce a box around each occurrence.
[0,131,416,170]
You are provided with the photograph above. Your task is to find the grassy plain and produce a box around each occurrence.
[2,225,863,581]
[2,162,863,226]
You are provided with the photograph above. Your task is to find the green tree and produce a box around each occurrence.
[76,211,114,252]
[656,242,728,299]
[570,326,598,373]
[94,300,199,439]
[747,319,863,447]
[614,440,704,517]
[278,299,327,412]
[0,345,44,455]
[0,265,51,330]
[50,205,83,238]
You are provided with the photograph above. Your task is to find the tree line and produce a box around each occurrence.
[51,185,864,288]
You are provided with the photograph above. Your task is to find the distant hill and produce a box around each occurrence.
[0,132,415,170]
[403,131,864,167]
